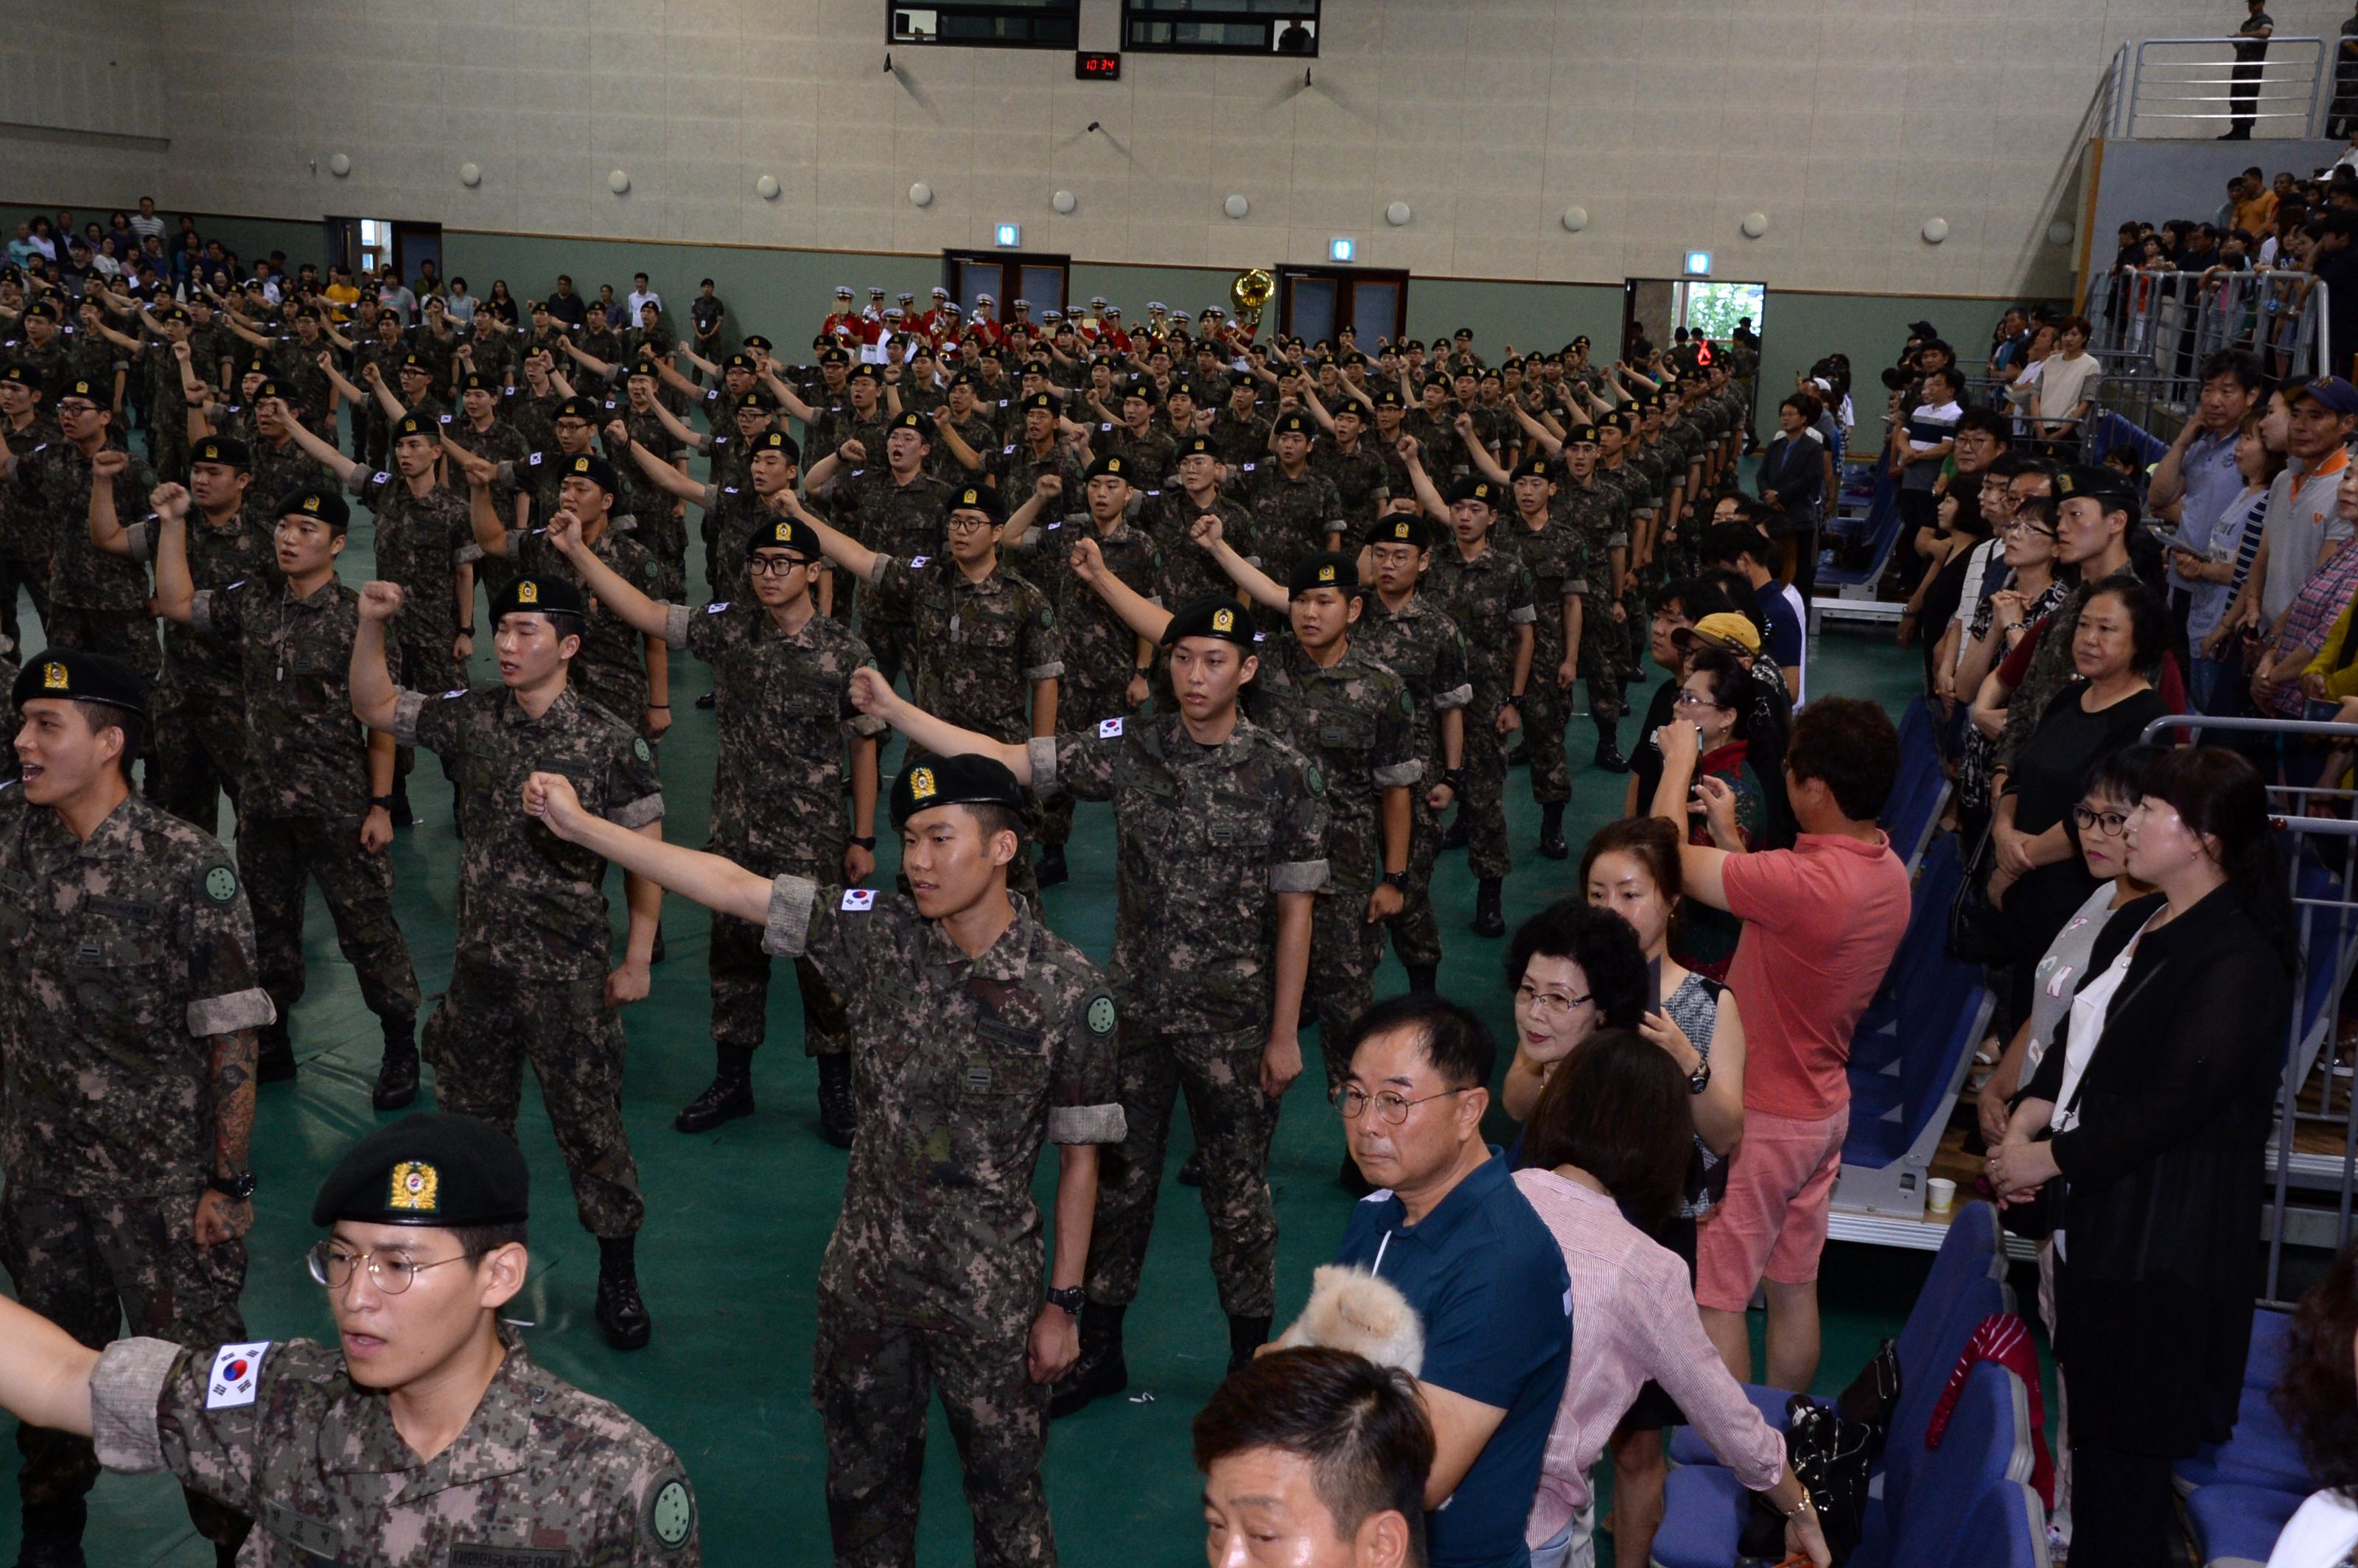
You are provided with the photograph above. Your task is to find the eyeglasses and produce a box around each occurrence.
[1514,981,1593,1018]
[2001,518,2057,539]
[2072,804,2131,838]
[1673,689,1724,710]
[946,516,998,532]
[1332,1085,1470,1125]
[305,1240,472,1295]
[746,555,812,576]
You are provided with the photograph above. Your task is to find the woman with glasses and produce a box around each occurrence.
[1958,490,2071,837]
[1990,575,2169,1029]
[1651,647,1765,981]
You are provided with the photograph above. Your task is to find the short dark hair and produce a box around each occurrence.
[1658,574,1735,623]
[1339,993,1496,1093]
[2080,571,2168,672]
[1193,1347,1433,1564]
[2198,349,2267,393]
[449,1220,529,1261]
[1784,697,1899,822]
[1702,522,1777,570]
[73,700,143,782]
[1505,900,1648,1031]
[1956,406,2012,443]
[1522,1029,1693,1231]
[962,800,1026,847]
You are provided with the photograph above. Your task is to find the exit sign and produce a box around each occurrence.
[1076,50,1121,80]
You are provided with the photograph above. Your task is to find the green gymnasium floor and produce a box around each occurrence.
[0,487,1973,1566]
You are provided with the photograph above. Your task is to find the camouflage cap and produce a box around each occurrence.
[310,1112,530,1228]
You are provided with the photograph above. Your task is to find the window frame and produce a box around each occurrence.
[1119,0,1321,58]
[886,0,1082,50]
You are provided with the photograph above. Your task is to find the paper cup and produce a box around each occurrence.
[1927,1177,1957,1214]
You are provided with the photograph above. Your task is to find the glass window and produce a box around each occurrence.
[1123,0,1318,56]
[889,1,1079,48]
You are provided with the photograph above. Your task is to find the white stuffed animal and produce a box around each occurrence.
[1273,1265,1424,1377]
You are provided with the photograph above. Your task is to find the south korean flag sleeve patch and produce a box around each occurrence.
[1098,717,1124,738]
[841,888,876,911]
[205,1341,271,1410]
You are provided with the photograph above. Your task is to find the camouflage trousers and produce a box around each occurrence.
[41,603,160,685]
[239,813,421,1026]
[1525,605,1576,808]
[1459,689,1512,881]
[0,551,49,648]
[712,850,852,1057]
[863,616,912,691]
[1039,677,1134,851]
[813,1288,1053,1568]
[1383,805,1445,971]
[425,960,645,1238]
[1578,600,1628,734]
[0,1184,251,1549]
[151,667,245,836]
[1311,884,1388,1097]
[1085,1018,1277,1319]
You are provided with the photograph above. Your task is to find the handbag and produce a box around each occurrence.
[1946,821,2014,965]
[1833,1338,1902,1460]
[1735,1396,1876,1565]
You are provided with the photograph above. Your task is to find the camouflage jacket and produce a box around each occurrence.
[1205,409,1270,470]
[0,785,273,1197]
[1013,517,1158,708]
[662,600,886,869]
[244,434,332,525]
[508,521,658,727]
[350,470,480,654]
[189,574,390,819]
[1424,541,1539,701]
[1354,592,1476,771]
[1245,639,1420,893]
[393,683,664,984]
[1242,463,1347,583]
[14,438,155,611]
[1091,421,1178,490]
[0,413,62,559]
[1141,485,1257,612]
[127,503,279,704]
[867,555,1062,746]
[761,883,1122,1337]
[831,468,956,612]
[88,1331,699,1565]
[923,410,1003,486]
[1312,438,1391,528]
[1029,712,1328,1032]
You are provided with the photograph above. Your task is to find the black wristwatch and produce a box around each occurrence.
[1505,693,1525,709]
[368,794,396,811]
[1382,870,1410,892]
[1687,1058,1712,1096]
[1442,767,1464,791]
[1045,1285,1086,1317]
[208,1170,256,1202]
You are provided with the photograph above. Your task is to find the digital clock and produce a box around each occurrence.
[1075,51,1121,80]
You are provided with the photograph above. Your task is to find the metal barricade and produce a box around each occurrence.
[2069,269,2332,447]
[2107,35,2332,139]
[2141,713,2358,1305]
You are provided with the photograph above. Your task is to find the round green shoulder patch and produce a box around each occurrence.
[643,559,660,578]
[1037,604,1056,630]
[1303,763,1325,797]
[646,1474,695,1550]
[202,865,238,905]
[1085,993,1116,1037]
[632,738,653,763]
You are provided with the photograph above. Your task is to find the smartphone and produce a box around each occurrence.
[1646,957,1664,1018]
[2145,522,2188,554]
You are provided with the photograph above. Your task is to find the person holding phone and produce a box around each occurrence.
[1649,646,1767,981]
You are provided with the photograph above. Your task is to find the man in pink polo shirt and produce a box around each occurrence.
[1658,696,1910,1393]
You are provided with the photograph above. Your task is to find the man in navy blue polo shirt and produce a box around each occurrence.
[1330,995,1572,1568]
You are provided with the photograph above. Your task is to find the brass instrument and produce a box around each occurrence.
[1231,267,1275,331]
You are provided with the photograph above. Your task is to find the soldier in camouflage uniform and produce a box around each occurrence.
[84,433,274,836]
[0,362,60,646]
[0,1113,702,1564]
[993,392,1090,596]
[194,377,335,542]
[1495,455,1581,858]
[85,297,196,481]
[1551,425,1634,774]
[1307,395,1391,535]
[551,510,884,1146]
[848,595,1324,1413]
[151,482,424,1108]
[1398,453,1535,938]
[351,310,410,470]
[1595,410,1659,686]
[1089,380,1178,491]
[3,377,161,682]
[1144,434,1256,612]
[63,301,128,419]
[926,372,1004,485]
[607,421,802,611]
[7,301,73,396]
[1206,375,1271,469]
[0,648,276,1566]
[804,412,958,688]
[526,752,1120,1568]
[351,571,664,1349]
[1002,453,1160,886]
[1242,412,1348,613]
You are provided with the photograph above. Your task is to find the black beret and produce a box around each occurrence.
[58,377,105,404]
[0,363,42,391]
[491,574,587,622]
[1175,434,1217,459]
[190,435,251,469]
[309,1112,529,1228]
[276,485,351,530]
[1371,388,1404,409]
[750,429,801,461]
[741,335,773,351]
[2054,464,2139,514]
[889,752,1029,830]
[458,371,494,392]
[1289,551,1360,595]
[724,353,757,372]
[1565,424,1600,446]
[1273,412,1312,437]
[1511,457,1553,483]
[559,452,620,494]
[889,411,927,433]
[746,515,822,559]
[1085,453,1134,483]
[1367,513,1435,550]
[847,364,881,384]
[399,353,429,371]
[1161,594,1257,648]
[949,371,979,388]
[733,390,776,411]
[21,301,57,322]
[12,648,147,715]
[390,413,438,442]
[1229,373,1257,391]
[1021,392,1058,413]
[819,347,852,366]
[555,397,602,422]
[945,483,1003,522]
[1447,476,1500,508]
[1119,380,1158,406]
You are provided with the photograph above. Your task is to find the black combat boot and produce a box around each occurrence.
[693,690,716,710]
[1227,1314,1273,1373]
[675,1046,755,1134]
[1036,844,1070,887]
[1592,719,1630,774]
[1177,1149,1203,1186]
[595,1235,653,1350]
[1404,962,1438,993]
[816,1052,856,1149]
[1472,878,1505,938]
[371,1013,419,1112]
[16,1500,88,1568]
[256,1018,297,1083]
[1049,1301,1127,1418]
[1537,802,1568,859]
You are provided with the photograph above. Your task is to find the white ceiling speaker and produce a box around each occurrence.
[2048,219,2077,247]
[1224,194,1248,220]
[328,153,351,178]
[459,163,482,188]
[755,174,780,200]
[909,182,934,207]
[1052,189,1077,214]
[1385,200,1412,226]
[1740,211,1768,239]
[1922,217,1951,244]
[608,169,631,195]
[1561,206,1589,233]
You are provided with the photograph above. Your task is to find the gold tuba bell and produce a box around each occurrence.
[1231,267,1274,330]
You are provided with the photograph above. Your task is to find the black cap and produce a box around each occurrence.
[889,411,927,434]
[1176,434,1217,459]
[1021,391,1058,413]
[12,648,147,715]
[58,377,106,405]
[1371,388,1404,409]
[491,574,587,622]
[741,334,772,351]
[949,371,979,389]
[946,483,1003,522]
[559,452,619,494]
[276,485,351,531]
[399,352,429,373]
[733,390,775,412]
[1119,379,1158,406]
[190,435,251,469]
[746,515,822,559]
[1161,594,1257,648]
[1273,412,1312,437]
[890,752,1029,830]
[750,429,801,461]
[309,1113,530,1228]
[1446,476,1500,508]
[458,371,494,392]
[554,396,601,422]
[1907,319,1939,339]
[390,413,438,443]
[724,352,756,372]
[1289,552,1360,595]
[1511,456,1553,482]
[1367,514,1434,550]
[2053,464,2138,515]
[819,346,851,366]
[847,364,881,384]
[0,363,42,391]
[1564,424,1599,447]
[1085,453,1135,483]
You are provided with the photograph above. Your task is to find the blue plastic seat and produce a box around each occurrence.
[2183,1481,2308,1568]
[2175,1384,2315,1497]
[1853,1361,2033,1568]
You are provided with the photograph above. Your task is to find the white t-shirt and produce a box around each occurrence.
[2267,1490,2358,1568]
[2037,352,2103,428]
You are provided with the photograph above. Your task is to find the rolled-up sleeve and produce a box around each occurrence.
[660,602,695,649]
[606,791,663,830]
[90,1337,181,1474]
[188,988,275,1039]
[762,873,819,958]
[1434,683,1474,710]
[1373,758,1424,788]
[1270,858,1329,893]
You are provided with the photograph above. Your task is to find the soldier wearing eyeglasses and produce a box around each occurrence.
[0,1113,700,1566]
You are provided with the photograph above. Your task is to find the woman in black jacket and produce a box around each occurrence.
[1991,745,2298,1568]
[1755,393,1828,596]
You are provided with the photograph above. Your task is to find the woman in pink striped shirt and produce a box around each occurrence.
[1514,1032,1830,1568]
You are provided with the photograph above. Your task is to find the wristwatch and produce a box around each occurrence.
[848,835,877,850]
[1687,1059,1712,1096]
[208,1170,256,1202]
[368,794,395,811]
[1505,693,1525,709]
[1045,1285,1086,1317]
[1382,870,1410,892]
